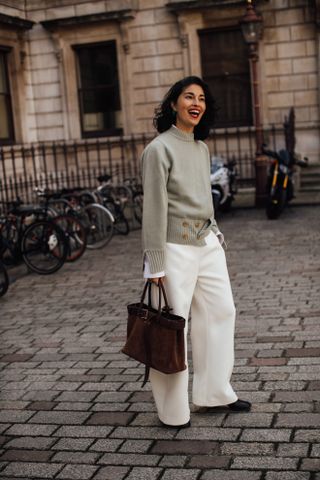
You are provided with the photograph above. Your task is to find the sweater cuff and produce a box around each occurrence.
[144,250,165,274]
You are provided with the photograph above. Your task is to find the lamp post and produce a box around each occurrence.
[240,0,267,207]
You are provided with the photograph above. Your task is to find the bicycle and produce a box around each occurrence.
[96,175,130,235]
[0,201,68,275]
[0,259,9,297]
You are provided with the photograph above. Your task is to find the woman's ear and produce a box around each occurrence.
[170,102,176,112]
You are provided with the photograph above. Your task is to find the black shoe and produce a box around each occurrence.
[160,420,191,429]
[227,399,251,412]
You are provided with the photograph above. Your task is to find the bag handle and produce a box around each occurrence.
[140,278,170,314]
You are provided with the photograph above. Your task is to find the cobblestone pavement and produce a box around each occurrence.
[0,205,320,480]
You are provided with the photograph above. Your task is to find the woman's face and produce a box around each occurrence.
[171,83,206,133]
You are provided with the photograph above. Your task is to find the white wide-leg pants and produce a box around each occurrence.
[149,231,238,426]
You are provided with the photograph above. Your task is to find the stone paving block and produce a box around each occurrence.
[158,455,187,467]
[231,455,299,470]
[5,423,58,436]
[220,441,275,456]
[91,403,129,412]
[119,440,153,453]
[300,458,320,471]
[54,402,92,411]
[0,447,54,462]
[161,469,200,479]
[86,412,134,426]
[22,390,61,401]
[28,411,91,425]
[52,438,94,451]
[265,473,310,480]
[276,443,309,457]
[263,381,306,391]
[189,455,231,468]
[223,413,274,428]
[4,436,56,450]
[52,452,101,464]
[283,403,313,413]
[110,426,176,440]
[200,471,262,480]
[54,426,113,438]
[90,439,124,452]
[275,413,320,427]
[124,467,163,480]
[240,429,291,442]
[98,452,161,466]
[27,401,58,410]
[274,391,320,402]
[0,410,34,423]
[176,427,241,441]
[55,392,98,402]
[92,466,130,480]
[1,461,62,478]
[56,464,98,479]
[311,444,320,457]
[151,440,217,455]
[0,401,30,410]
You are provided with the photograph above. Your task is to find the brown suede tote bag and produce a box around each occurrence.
[122,278,186,386]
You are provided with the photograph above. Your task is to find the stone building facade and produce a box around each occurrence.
[0,0,319,164]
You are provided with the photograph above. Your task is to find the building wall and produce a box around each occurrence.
[0,0,319,162]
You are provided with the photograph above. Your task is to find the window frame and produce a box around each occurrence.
[198,25,253,129]
[0,46,15,145]
[73,40,123,139]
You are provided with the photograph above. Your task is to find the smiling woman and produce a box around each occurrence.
[139,76,251,428]
[171,84,206,133]
[153,75,216,140]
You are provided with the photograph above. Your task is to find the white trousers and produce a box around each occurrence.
[149,231,238,425]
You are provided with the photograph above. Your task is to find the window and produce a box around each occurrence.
[0,49,14,144]
[199,28,252,128]
[74,41,122,138]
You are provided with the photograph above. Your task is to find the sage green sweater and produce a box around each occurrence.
[141,125,219,273]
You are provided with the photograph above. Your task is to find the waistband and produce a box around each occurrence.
[167,216,212,246]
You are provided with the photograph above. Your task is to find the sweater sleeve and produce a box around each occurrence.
[141,140,170,274]
[202,141,221,236]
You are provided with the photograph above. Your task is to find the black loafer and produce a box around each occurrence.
[228,399,251,411]
[160,420,191,429]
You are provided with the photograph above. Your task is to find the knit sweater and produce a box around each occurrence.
[141,125,219,273]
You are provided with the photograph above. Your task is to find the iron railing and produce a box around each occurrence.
[0,125,278,207]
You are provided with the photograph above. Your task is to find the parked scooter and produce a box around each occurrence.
[210,156,237,213]
[262,145,308,219]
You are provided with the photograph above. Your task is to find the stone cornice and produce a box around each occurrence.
[167,0,267,11]
[0,12,34,30]
[41,10,136,30]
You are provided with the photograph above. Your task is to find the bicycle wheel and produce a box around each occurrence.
[53,215,87,262]
[0,260,9,297]
[133,192,143,224]
[104,200,129,236]
[83,203,114,249]
[21,220,68,274]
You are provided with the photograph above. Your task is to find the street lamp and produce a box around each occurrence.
[240,0,267,207]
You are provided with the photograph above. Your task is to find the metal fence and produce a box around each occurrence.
[0,125,278,207]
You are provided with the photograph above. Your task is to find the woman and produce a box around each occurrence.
[141,76,251,428]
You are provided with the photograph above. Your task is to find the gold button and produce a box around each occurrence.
[182,221,189,227]
[182,234,188,240]
[195,222,200,228]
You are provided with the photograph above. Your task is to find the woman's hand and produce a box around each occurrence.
[149,276,165,284]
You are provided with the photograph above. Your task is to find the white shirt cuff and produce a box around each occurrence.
[143,258,165,278]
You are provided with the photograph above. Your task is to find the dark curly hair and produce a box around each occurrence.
[153,76,217,140]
